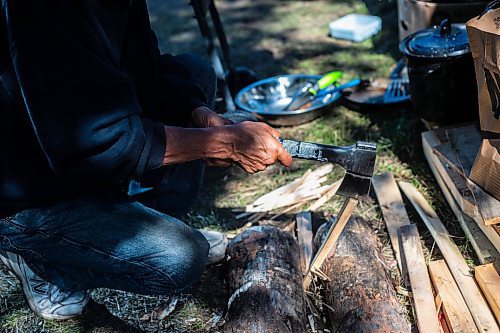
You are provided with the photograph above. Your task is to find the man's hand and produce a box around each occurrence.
[191,106,232,128]
[163,120,292,173]
[191,106,233,167]
[226,121,293,173]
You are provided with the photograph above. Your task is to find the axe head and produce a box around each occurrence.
[337,171,373,198]
[278,138,377,198]
[335,142,377,198]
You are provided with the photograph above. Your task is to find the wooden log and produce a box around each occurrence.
[429,260,479,333]
[372,172,412,273]
[313,216,411,333]
[475,264,500,323]
[224,226,307,333]
[399,181,498,333]
[399,224,441,333]
[296,212,313,274]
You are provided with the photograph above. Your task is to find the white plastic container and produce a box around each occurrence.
[329,14,382,42]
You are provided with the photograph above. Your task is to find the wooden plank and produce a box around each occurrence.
[429,260,479,333]
[303,197,358,289]
[434,142,500,226]
[475,264,500,323]
[372,172,411,273]
[433,143,477,216]
[399,181,499,333]
[442,126,500,226]
[399,224,441,333]
[422,131,500,256]
[471,187,500,226]
[446,125,482,177]
[296,211,313,274]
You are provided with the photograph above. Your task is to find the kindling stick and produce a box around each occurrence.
[303,197,359,289]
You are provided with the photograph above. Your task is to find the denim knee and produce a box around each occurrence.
[144,225,209,292]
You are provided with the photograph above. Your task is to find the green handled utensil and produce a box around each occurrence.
[285,71,343,111]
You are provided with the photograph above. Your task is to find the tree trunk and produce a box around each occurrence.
[224,226,307,333]
[314,216,410,333]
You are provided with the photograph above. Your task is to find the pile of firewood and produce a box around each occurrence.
[220,167,499,333]
[223,167,411,333]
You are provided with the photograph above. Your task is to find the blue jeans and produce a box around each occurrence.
[0,54,216,295]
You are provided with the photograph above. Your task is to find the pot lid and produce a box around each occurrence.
[400,20,470,58]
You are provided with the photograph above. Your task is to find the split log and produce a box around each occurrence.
[313,216,410,333]
[224,226,307,333]
[296,212,313,274]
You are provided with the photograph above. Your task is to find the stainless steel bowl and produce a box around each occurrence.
[234,74,342,126]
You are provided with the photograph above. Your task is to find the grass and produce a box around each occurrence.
[0,0,480,332]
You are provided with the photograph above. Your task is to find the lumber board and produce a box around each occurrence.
[422,131,500,256]
[399,224,441,333]
[303,197,358,289]
[433,143,477,216]
[429,260,479,333]
[434,142,500,226]
[446,125,482,177]
[475,264,500,324]
[296,212,313,274]
[372,172,412,273]
[399,181,498,333]
[471,187,500,226]
[439,126,500,226]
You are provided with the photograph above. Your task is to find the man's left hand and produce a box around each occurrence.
[191,106,233,128]
[191,106,233,167]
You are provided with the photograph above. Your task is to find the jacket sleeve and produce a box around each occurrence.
[4,0,166,183]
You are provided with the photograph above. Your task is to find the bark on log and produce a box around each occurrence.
[314,216,410,333]
[224,226,307,333]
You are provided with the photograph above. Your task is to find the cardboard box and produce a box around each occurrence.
[466,7,500,200]
[466,8,500,134]
[398,0,489,41]
[470,139,500,201]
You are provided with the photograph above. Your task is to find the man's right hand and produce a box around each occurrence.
[226,121,293,174]
[162,121,293,173]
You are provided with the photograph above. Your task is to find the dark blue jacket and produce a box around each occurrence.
[0,0,207,215]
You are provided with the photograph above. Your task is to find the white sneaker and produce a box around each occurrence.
[198,229,228,265]
[0,251,89,320]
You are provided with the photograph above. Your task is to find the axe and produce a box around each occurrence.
[278,139,377,288]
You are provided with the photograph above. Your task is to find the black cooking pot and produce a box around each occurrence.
[400,19,478,124]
